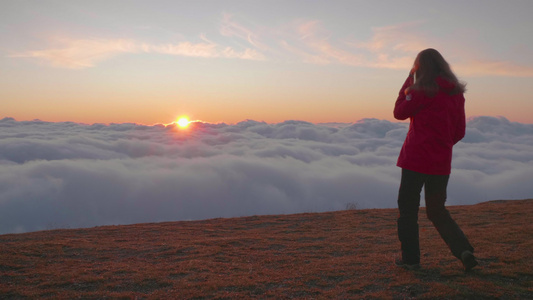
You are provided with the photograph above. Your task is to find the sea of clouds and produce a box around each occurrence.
[1,116,532,234]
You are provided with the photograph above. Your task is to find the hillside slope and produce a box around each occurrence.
[1,199,532,299]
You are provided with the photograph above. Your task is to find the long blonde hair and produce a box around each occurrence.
[412,48,466,97]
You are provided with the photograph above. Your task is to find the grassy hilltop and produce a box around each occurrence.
[1,199,532,299]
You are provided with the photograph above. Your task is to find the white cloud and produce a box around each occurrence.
[1,116,532,234]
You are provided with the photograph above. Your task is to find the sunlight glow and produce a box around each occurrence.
[176,117,190,128]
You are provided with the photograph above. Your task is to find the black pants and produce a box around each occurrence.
[397,168,474,264]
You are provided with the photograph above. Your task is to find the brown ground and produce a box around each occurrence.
[1,199,532,299]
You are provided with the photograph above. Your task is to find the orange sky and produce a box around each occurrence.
[2,1,533,125]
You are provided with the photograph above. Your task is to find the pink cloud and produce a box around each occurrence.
[220,13,266,50]
[455,59,533,77]
[279,40,330,65]
[10,38,138,69]
[146,41,218,58]
[345,21,431,70]
[222,47,266,60]
[275,20,418,69]
[355,21,428,53]
[11,35,265,69]
[10,15,533,77]
[281,20,365,67]
[350,22,533,76]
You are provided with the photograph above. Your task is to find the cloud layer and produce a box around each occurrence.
[1,116,532,234]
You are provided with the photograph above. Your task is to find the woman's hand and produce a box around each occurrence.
[409,67,417,77]
[410,63,418,76]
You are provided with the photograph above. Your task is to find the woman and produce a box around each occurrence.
[393,48,477,271]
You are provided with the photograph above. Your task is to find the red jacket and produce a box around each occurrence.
[394,75,466,175]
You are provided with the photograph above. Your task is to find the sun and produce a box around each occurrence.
[176,117,190,128]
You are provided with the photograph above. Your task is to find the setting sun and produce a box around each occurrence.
[176,117,190,128]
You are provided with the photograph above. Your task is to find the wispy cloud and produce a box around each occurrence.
[355,21,428,53]
[297,21,366,67]
[455,59,533,77]
[9,14,533,76]
[279,20,364,67]
[10,38,138,69]
[144,39,218,58]
[282,20,414,69]
[346,22,533,76]
[349,22,430,69]
[279,40,330,65]
[222,47,265,60]
[10,33,264,69]
[220,13,266,50]
[218,17,423,69]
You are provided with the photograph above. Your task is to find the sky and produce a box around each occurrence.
[2,116,533,234]
[1,0,533,124]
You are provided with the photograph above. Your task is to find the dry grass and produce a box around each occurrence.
[1,199,532,299]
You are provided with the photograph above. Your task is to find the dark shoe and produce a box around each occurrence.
[395,258,420,270]
[461,251,478,271]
